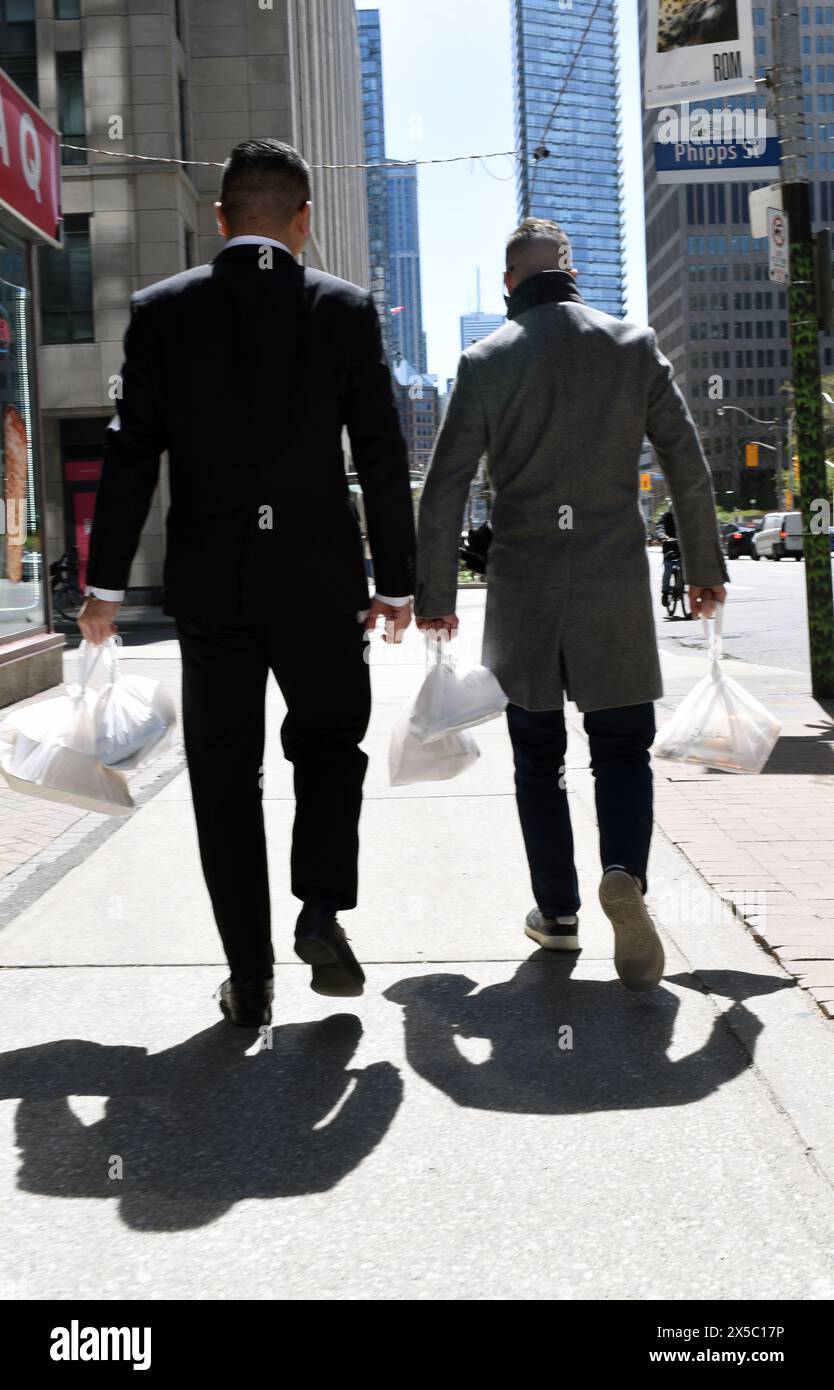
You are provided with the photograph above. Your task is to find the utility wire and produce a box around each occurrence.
[59,142,520,171]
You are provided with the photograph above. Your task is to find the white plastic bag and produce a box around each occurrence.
[653,608,781,774]
[390,705,480,786]
[408,640,507,745]
[389,640,482,785]
[0,644,135,816]
[91,641,176,769]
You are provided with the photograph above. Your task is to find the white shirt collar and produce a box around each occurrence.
[224,235,294,257]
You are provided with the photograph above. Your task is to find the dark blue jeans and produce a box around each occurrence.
[506,702,656,917]
[662,554,676,595]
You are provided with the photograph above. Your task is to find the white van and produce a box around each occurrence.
[753,511,804,560]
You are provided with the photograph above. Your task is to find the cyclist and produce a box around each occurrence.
[656,501,681,603]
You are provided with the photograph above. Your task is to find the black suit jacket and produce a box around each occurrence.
[87,244,416,621]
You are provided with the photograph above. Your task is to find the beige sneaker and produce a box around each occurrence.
[599,869,665,991]
[524,908,580,952]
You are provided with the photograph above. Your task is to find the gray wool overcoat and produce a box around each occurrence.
[415,270,729,712]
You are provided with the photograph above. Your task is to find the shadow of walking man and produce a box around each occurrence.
[0,1014,401,1231]
[384,959,793,1114]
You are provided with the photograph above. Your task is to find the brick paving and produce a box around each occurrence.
[650,689,834,1018]
[0,649,184,921]
[561,683,834,1016]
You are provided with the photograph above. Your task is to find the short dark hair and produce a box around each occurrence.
[219,139,311,233]
[506,218,572,281]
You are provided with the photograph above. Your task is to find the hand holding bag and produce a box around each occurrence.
[652,607,781,774]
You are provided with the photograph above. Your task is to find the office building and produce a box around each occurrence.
[640,0,834,503]
[29,0,369,606]
[358,9,393,362]
[387,163,428,373]
[461,311,506,349]
[512,0,626,316]
[392,357,439,472]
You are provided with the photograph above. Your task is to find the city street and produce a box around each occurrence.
[655,549,834,675]
[0,569,833,1300]
[3,0,834,1336]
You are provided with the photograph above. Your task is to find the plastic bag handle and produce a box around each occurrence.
[424,631,454,667]
[77,637,120,691]
[701,603,724,669]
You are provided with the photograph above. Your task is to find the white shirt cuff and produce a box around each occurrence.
[374,594,410,607]
[85,586,126,602]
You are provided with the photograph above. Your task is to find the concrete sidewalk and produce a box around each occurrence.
[1,593,834,1299]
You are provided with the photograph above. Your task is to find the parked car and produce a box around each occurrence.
[753,511,804,560]
[723,524,759,560]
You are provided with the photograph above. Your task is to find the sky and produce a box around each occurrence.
[364,0,648,388]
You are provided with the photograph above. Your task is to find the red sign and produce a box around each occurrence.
[72,490,97,593]
[64,459,102,484]
[0,67,61,247]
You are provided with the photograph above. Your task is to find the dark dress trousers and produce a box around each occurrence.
[87,244,416,979]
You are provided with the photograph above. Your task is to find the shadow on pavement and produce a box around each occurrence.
[760,706,834,775]
[384,959,794,1114]
[0,1014,401,1232]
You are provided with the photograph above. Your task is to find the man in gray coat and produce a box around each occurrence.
[415,218,727,992]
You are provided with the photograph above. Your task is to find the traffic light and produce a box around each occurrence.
[640,471,652,493]
[745,443,759,468]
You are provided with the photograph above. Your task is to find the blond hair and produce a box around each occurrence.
[506,218,572,283]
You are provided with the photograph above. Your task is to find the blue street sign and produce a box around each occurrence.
[655,137,781,184]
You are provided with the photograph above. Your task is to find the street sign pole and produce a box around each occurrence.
[771,0,834,697]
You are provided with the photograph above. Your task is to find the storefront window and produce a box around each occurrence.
[0,230,44,639]
[0,1,38,106]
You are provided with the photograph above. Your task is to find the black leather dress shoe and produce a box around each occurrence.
[294,908,365,998]
[216,977,274,1027]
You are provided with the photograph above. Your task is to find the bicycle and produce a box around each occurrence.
[49,549,86,623]
[661,540,692,621]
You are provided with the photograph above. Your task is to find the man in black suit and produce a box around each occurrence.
[79,140,416,1027]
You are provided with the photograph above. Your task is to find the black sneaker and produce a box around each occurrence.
[524,908,580,952]
[216,977,273,1028]
[294,908,365,997]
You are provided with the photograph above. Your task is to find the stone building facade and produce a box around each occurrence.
[32,0,369,602]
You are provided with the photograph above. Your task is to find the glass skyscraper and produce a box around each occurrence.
[387,163,428,374]
[512,0,625,316]
[461,311,507,348]
[358,10,393,361]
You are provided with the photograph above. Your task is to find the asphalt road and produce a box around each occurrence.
[58,555,832,677]
[650,547,834,674]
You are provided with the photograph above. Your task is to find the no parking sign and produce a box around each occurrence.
[768,207,790,285]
